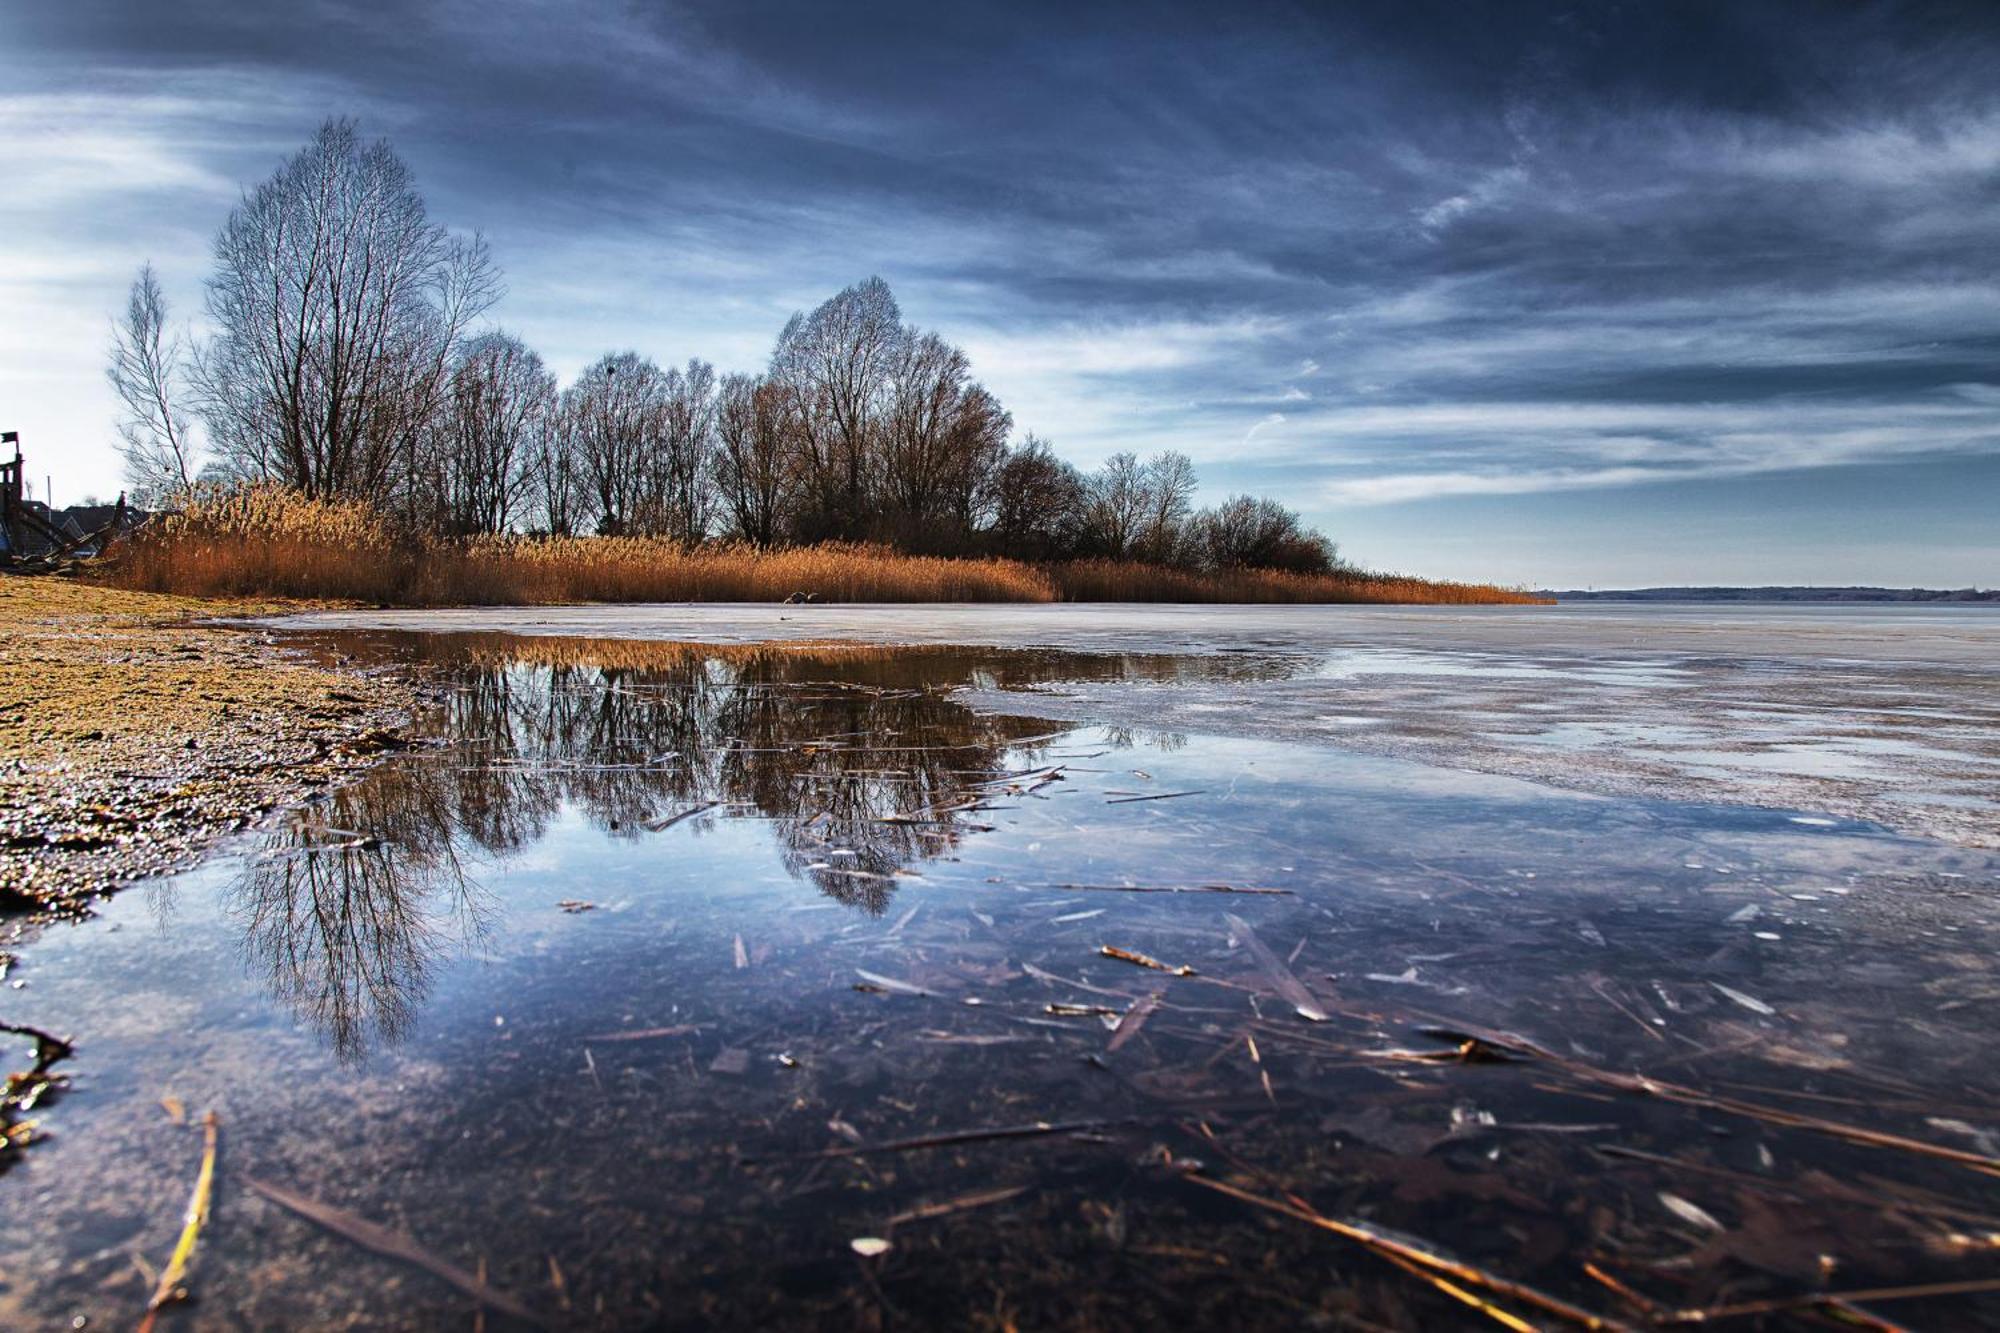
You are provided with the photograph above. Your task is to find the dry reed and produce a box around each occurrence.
[98,487,1545,606]
[1049,559,1541,605]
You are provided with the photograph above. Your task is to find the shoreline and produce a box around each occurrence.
[0,579,419,961]
[7,588,1995,959]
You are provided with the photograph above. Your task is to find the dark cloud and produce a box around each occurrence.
[3,0,1996,581]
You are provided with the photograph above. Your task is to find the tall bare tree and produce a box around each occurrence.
[990,435,1087,559]
[768,276,906,538]
[714,373,792,547]
[655,358,718,546]
[106,263,200,505]
[531,393,591,537]
[567,352,668,536]
[1085,451,1149,557]
[871,329,1008,546]
[198,118,499,509]
[422,332,554,535]
[1137,450,1198,564]
[937,382,1011,540]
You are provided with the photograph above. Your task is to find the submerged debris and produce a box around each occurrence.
[748,1117,1138,1164]
[1225,913,1328,1021]
[887,1186,1031,1227]
[0,1020,70,1160]
[643,801,721,833]
[1108,990,1165,1053]
[854,968,936,997]
[244,1175,545,1327]
[1710,980,1777,1016]
[1100,943,1196,976]
[138,1111,220,1333]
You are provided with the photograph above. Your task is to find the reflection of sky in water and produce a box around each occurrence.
[4,637,2000,1330]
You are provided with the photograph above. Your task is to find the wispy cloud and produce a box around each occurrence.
[1415,165,1529,235]
[4,0,1998,577]
[958,315,1290,378]
[1312,399,2000,503]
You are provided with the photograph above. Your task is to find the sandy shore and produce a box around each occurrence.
[0,579,416,955]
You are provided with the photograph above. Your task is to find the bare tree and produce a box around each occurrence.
[939,383,1011,539]
[531,393,591,537]
[1196,495,1337,573]
[767,276,906,538]
[198,118,500,509]
[880,332,964,532]
[1085,451,1149,558]
[879,331,1015,547]
[714,373,792,547]
[423,332,554,535]
[1137,450,1198,565]
[567,352,668,536]
[656,358,718,546]
[991,435,1087,559]
[106,263,199,505]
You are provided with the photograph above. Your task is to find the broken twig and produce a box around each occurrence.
[244,1175,546,1327]
[744,1117,1135,1164]
[1100,944,1195,976]
[138,1111,219,1333]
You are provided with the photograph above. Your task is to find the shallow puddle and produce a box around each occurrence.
[4,633,1999,1330]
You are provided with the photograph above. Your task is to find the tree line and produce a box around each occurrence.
[110,118,1338,575]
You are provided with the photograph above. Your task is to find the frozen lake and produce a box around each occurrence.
[267,600,2000,664]
[267,603,2000,847]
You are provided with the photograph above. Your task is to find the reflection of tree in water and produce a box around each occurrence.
[1102,725,1188,753]
[233,636,1282,1059]
[432,641,1056,911]
[230,762,493,1064]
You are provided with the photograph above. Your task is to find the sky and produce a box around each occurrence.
[2,0,1996,588]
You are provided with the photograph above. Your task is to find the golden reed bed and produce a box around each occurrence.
[97,487,1542,607]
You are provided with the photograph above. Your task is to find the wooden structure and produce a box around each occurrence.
[1,436,129,567]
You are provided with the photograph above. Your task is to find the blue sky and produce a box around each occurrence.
[2,0,1996,586]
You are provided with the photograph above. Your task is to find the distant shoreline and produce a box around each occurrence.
[1544,586,1997,603]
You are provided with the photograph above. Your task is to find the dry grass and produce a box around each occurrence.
[97,486,1545,606]
[432,537,1056,605]
[101,488,1054,605]
[98,487,418,603]
[0,574,416,920]
[0,569,292,626]
[1049,559,1542,605]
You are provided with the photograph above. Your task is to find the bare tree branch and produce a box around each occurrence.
[107,263,200,505]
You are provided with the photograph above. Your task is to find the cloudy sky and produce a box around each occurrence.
[3,0,1997,586]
